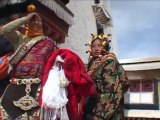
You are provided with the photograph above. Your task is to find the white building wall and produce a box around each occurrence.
[58,0,97,64]
[58,0,117,63]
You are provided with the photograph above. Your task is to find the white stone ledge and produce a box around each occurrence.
[124,109,160,118]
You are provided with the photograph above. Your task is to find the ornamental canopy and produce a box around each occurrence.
[92,4,113,27]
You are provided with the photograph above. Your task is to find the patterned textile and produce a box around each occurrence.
[11,38,54,79]
[0,38,55,119]
[83,53,128,120]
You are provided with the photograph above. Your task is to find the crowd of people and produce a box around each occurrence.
[0,10,128,120]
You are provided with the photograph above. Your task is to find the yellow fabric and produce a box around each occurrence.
[24,26,43,37]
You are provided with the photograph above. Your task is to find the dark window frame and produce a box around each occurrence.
[129,79,154,92]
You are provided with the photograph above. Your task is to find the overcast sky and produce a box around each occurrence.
[110,0,160,59]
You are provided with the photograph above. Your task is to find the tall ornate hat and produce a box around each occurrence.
[85,34,111,58]
[86,34,111,51]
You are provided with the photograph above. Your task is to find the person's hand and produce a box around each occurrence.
[26,12,41,22]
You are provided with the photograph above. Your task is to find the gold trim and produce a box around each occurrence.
[11,78,40,111]
[13,95,38,111]
[10,78,40,85]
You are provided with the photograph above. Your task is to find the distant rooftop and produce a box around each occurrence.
[119,57,160,71]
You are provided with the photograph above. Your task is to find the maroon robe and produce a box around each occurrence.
[1,37,56,119]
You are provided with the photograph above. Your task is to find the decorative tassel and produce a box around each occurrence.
[98,34,103,39]
[86,49,91,53]
[88,41,91,46]
[91,34,97,40]
[85,41,91,46]
[102,34,107,39]
[102,41,107,46]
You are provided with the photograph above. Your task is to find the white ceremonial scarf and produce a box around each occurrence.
[41,55,69,120]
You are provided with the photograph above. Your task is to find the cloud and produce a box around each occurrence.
[110,0,160,59]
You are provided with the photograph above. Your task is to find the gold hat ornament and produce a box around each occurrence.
[85,34,111,58]
[27,4,36,12]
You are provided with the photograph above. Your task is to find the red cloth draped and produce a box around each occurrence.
[0,55,9,80]
[39,49,97,120]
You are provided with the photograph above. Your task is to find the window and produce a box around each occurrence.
[129,80,141,92]
[124,79,155,104]
[124,79,159,110]
[142,80,153,92]
[129,80,153,92]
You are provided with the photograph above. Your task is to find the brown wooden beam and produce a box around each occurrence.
[33,0,70,43]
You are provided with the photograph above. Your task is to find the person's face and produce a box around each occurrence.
[91,39,103,57]
[28,16,42,32]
